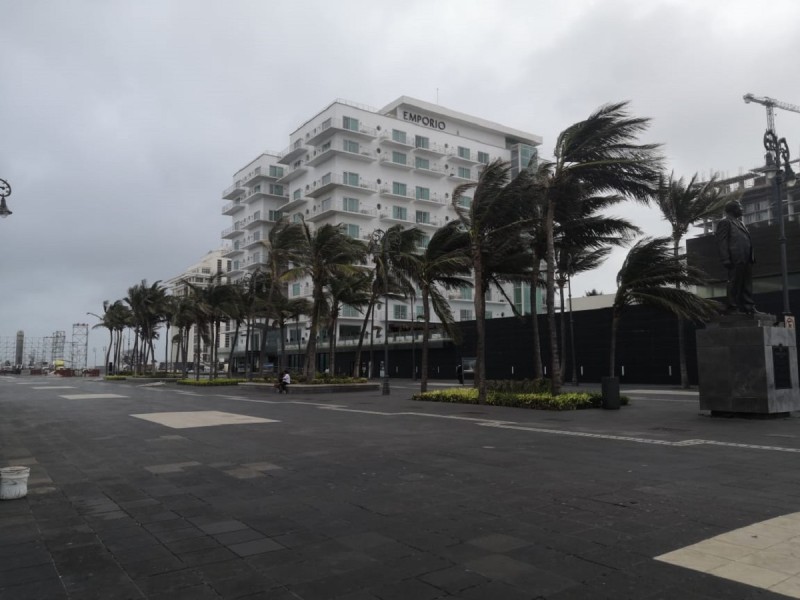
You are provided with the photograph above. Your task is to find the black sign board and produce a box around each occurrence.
[772,345,792,390]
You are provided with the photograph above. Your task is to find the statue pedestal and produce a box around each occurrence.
[697,314,800,416]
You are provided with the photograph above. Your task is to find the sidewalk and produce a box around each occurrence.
[1,376,798,599]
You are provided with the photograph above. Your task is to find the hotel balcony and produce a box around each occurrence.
[308,204,377,223]
[413,162,446,177]
[222,180,245,200]
[222,199,246,215]
[412,141,447,156]
[243,186,289,204]
[379,212,413,226]
[306,117,377,146]
[414,193,447,207]
[379,186,415,201]
[243,234,265,250]
[414,217,444,229]
[221,223,245,239]
[242,211,277,230]
[448,171,478,183]
[280,195,309,212]
[379,155,414,171]
[224,245,244,258]
[277,159,308,184]
[242,166,277,186]
[378,130,415,149]
[306,174,377,198]
[306,145,376,168]
[278,139,307,165]
[446,149,481,165]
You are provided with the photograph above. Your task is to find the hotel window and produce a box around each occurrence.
[320,197,332,212]
[292,213,303,223]
[343,171,359,186]
[394,305,408,320]
[457,167,471,179]
[343,139,359,153]
[415,186,430,201]
[459,309,473,321]
[342,304,360,318]
[345,223,360,239]
[459,286,472,300]
[416,304,425,318]
[457,146,470,160]
[268,209,281,221]
[477,151,490,164]
[416,210,430,224]
[392,129,407,144]
[293,189,301,200]
[201,267,211,274]
[392,206,407,221]
[458,196,472,208]
[392,182,407,196]
[343,116,359,131]
[269,165,284,178]
[320,141,331,152]
[392,151,407,165]
[485,311,493,319]
[269,184,285,196]
[292,283,301,296]
[253,185,261,193]
[321,172,332,185]
[415,156,430,170]
[342,197,359,212]
[418,234,430,249]
[415,135,430,149]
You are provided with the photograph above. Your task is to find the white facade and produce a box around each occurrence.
[165,249,231,369]
[221,97,541,356]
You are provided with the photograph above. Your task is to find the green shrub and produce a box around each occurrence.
[104,375,127,381]
[177,378,240,386]
[486,378,551,394]
[412,388,609,411]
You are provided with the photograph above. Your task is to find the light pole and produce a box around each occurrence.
[0,179,12,218]
[762,130,796,323]
[371,229,390,395]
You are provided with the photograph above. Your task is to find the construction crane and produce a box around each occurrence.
[743,93,800,133]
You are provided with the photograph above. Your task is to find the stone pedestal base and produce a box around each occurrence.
[697,313,800,416]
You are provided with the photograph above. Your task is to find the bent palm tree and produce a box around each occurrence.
[535,101,663,394]
[654,172,728,388]
[610,237,720,376]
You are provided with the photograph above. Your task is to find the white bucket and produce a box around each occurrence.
[0,466,31,500]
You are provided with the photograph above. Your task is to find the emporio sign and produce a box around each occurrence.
[402,110,446,131]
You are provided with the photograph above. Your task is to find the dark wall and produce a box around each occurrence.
[285,289,800,385]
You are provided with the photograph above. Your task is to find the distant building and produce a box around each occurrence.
[165,249,230,370]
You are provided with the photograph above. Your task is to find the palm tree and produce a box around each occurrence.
[654,172,728,388]
[402,221,472,392]
[125,280,168,373]
[324,270,372,376]
[351,225,420,378]
[534,101,663,394]
[284,221,367,380]
[452,159,532,403]
[88,300,130,374]
[609,237,720,376]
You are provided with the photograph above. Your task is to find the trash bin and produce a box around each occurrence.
[601,376,621,410]
[0,466,31,500]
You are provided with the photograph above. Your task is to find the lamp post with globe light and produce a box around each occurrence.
[371,229,390,395]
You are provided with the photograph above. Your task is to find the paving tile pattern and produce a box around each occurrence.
[2,378,799,598]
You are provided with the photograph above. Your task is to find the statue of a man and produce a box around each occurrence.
[715,199,756,314]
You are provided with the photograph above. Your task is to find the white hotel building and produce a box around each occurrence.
[221,97,541,372]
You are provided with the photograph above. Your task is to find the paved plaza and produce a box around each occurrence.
[2,376,800,599]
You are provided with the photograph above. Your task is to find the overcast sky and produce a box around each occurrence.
[2,0,800,356]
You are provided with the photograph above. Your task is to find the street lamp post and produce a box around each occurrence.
[371,229,390,395]
[0,179,12,218]
[762,130,796,323]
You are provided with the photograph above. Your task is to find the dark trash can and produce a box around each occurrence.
[601,376,621,410]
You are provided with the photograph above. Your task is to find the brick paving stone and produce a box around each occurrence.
[134,568,206,595]
[228,538,284,557]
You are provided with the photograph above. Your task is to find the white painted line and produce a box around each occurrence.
[33,386,76,390]
[60,393,128,400]
[625,389,698,396]
[131,410,279,429]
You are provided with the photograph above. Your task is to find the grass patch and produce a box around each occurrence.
[176,378,241,386]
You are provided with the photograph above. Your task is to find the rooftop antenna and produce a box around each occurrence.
[436,88,439,104]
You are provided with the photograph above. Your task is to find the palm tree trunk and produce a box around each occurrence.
[674,241,689,388]
[329,316,338,376]
[420,289,431,393]
[352,296,376,377]
[473,249,487,404]
[305,288,324,380]
[545,201,562,394]
[530,260,544,380]
[559,283,567,386]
